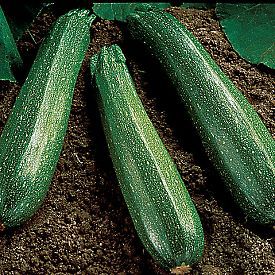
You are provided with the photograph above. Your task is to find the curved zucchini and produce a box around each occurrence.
[127,10,275,224]
[90,45,204,270]
[0,9,95,229]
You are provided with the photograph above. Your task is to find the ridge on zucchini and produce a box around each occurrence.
[91,44,204,270]
[0,9,95,229]
[127,10,275,225]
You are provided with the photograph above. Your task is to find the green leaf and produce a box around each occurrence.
[93,3,171,22]
[0,6,22,82]
[2,0,53,41]
[216,3,275,69]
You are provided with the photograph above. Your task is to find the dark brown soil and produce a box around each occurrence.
[0,7,274,275]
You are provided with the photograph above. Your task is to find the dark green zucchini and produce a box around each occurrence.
[0,9,95,229]
[90,45,204,270]
[127,10,275,224]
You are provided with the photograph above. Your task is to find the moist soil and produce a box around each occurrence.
[0,7,274,275]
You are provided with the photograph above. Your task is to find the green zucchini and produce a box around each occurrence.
[0,9,95,229]
[127,10,275,224]
[90,45,204,270]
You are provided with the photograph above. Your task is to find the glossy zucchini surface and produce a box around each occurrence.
[91,44,204,270]
[0,9,95,229]
[127,10,275,224]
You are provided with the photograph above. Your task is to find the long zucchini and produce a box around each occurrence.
[0,9,95,229]
[90,44,204,270]
[127,10,275,224]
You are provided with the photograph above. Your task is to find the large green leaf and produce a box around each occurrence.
[0,6,22,82]
[216,3,275,69]
[2,0,53,41]
[92,3,171,22]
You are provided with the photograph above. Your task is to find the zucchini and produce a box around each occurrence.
[127,10,275,224]
[0,9,95,229]
[90,45,204,270]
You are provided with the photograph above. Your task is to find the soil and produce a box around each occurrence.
[0,6,274,275]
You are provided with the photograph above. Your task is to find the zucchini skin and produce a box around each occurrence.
[0,9,95,228]
[91,45,204,269]
[127,10,275,225]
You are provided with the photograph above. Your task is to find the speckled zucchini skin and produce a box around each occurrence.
[0,9,95,228]
[127,10,275,225]
[90,45,204,270]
